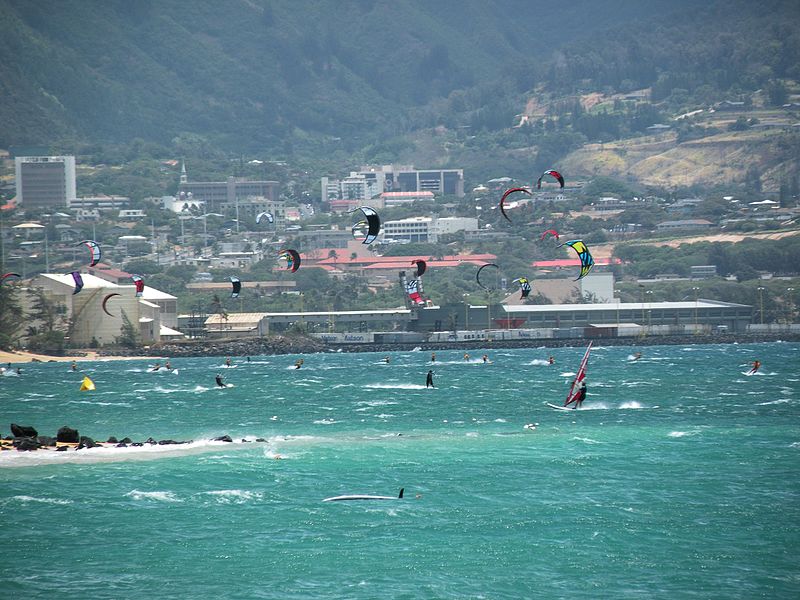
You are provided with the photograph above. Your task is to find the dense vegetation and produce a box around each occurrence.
[2,0,797,172]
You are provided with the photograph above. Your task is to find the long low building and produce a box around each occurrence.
[204,308,413,337]
[197,299,751,340]
[414,300,752,334]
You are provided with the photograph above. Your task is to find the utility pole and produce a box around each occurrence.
[758,287,765,325]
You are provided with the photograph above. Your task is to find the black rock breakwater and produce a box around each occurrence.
[1,424,266,452]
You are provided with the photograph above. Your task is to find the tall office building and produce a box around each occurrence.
[15,156,77,210]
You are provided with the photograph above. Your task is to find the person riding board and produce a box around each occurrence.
[548,356,554,365]
[574,381,587,409]
[215,373,225,388]
[748,360,761,375]
[426,370,435,388]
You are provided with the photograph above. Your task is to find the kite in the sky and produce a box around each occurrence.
[512,277,532,298]
[536,169,565,189]
[78,240,102,267]
[559,240,594,280]
[411,259,427,277]
[405,279,425,306]
[71,271,84,295]
[256,212,274,225]
[278,249,301,273]
[229,276,241,299]
[499,187,532,222]
[0,272,21,284]
[102,293,121,317]
[350,206,381,244]
[540,229,560,242]
[131,275,145,297]
[476,263,500,290]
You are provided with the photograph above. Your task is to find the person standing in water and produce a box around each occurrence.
[426,370,435,388]
[215,373,226,388]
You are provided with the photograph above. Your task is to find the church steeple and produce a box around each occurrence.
[180,160,188,184]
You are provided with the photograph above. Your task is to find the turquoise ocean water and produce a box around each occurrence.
[1,342,798,598]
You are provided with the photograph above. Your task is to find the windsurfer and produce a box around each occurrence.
[748,360,761,375]
[215,373,225,388]
[426,370,435,388]
[574,381,587,409]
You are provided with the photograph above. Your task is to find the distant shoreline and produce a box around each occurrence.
[3,332,795,364]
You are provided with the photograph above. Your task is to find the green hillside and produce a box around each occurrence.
[0,0,698,151]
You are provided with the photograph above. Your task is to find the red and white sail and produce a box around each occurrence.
[564,342,592,407]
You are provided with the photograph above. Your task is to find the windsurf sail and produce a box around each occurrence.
[79,376,95,391]
[563,342,592,407]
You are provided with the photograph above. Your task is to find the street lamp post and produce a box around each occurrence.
[646,290,653,332]
[462,294,470,331]
[692,287,700,333]
[614,289,621,328]
[788,288,795,325]
[757,286,765,326]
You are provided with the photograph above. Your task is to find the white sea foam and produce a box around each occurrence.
[528,359,551,366]
[125,490,182,502]
[4,495,73,505]
[0,438,259,468]
[364,383,428,390]
[314,419,339,425]
[618,401,643,409]
[572,436,603,445]
[757,398,791,405]
[203,489,263,504]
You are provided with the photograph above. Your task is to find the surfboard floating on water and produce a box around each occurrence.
[323,488,404,502]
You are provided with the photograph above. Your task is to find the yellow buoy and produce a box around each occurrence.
[79,376,95,391]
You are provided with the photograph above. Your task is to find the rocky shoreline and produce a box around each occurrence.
[1,424,264,452]
[96,331,799,358]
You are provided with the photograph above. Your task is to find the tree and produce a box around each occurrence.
[0,285,23,350]
[116,310,140,348]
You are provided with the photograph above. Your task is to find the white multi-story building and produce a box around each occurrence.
[67,195,130,212]
[322,165,464,204]
[15,156,77,210]
[382,216,478,243]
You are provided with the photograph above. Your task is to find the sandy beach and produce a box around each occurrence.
[0,350,156,364]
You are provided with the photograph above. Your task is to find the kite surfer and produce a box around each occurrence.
[295,359,304,369]
[225,357,232,367]
[165,360,172,371]
[464,353,470,361]
[548,356,554,365]
[482,354,488,364]
[426,370,435,388]
[431,352,436,362]
[150,362,161,372]
[632,352,642,362]
[71,361,78,371]
[215,373,226,388]
[383,356,390,364]
[748,360,761,375]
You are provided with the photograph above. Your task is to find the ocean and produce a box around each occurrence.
[1,342,798,599]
